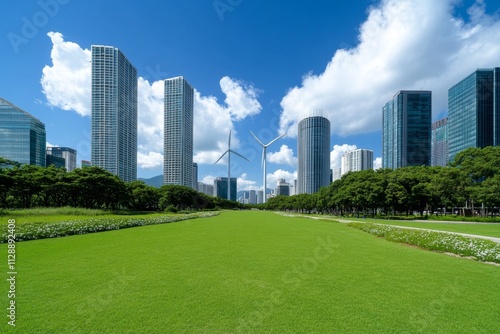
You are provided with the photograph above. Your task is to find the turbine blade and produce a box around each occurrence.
[228,130,231,149]
[250,130,265,146]
[214,150,229,164]
[265,133,286,147]
[229,149,250,162]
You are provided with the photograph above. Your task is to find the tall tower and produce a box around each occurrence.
[297,115,331,194]
[0,98,46,166]
[91,45,137,182]
[431,118,448,167]
[164,77,194,188]
[382,90,432,169]
[448,68,500,162]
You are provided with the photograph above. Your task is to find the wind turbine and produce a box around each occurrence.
[250,131,285,203]
[214,131,249,201]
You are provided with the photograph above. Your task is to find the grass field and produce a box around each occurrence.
[1,211,499,333]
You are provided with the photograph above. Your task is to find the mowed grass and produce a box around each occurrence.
[1,211,499,333]
[346,217,500,238]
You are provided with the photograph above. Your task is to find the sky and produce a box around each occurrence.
[1,0,500,191]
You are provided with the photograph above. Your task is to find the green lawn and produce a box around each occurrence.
[346,217,500,238]
[1,211,499,333]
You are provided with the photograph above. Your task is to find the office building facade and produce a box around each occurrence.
[341,149,373,175]
[91,45,137,182]
[0,98,46,166]
[448,68,500,161]
[46,154,65,168]
[297,116,331,194]
[431,118,449,167]
[214,177,237,201]
[275,179,290,196]
[382,90,432,169]
[164,77,194,188]
[46,146,77,171]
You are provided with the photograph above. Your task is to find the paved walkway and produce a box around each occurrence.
[277,213,500,244]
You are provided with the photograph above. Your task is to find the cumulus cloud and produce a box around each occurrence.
[267,144,297,167]
[220,77,262,121]
[331,144,358,170]
[279,0,500,137]
[41,32,91,116]
[46,142,56,147]
[237,173,258,191]
[41,32,262,169]
[373,157,383,170]
[266,169,297,189]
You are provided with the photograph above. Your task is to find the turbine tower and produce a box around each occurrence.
[214,131,249,201]
[250,131,285,203]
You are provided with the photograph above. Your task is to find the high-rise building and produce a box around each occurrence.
[164,77,194,188]
[257,190,264,204]
[382,90,432,169]
[46,147,77,171]
[192,163,198,190]
[214,177,237,201]
[91,45,137,182]
[46,154,65,168]
[0,98,46,166]
[341,149,373,175]
[431,118,449,167]
[448,68,500,161]
[197,182,214,197]
[275,179,290,196]
[297,116,331,194]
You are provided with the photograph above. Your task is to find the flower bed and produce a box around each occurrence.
[1,212,219,243]
[347,222,500,264]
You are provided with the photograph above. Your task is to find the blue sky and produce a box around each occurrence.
[1,0,500,190]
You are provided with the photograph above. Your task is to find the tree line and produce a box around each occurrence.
[265,147,500,217]
[0,159,243,211]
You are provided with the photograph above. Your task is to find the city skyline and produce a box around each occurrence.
[2,0,500,190]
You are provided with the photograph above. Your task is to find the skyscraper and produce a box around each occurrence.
[91,45,137,182]
[0,98,46,166]
[431,118,448,167]
[46,147,77,171]
[275,179,290,196]
[214,177,237,201]
[382,90,432,169]
[448,68,500,161]
[297,116,331,194]
[341,149,373,175]
[164,77,194,188]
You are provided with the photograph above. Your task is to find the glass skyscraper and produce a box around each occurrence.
[431,117,448,167]
[0,98,46,166]
[448,68,500,161]
[91,45,137,182]
[214,177,237,201]
[297,116,331,194]
[382,91,432,169]
[46,146,77,171]
[164,76,194,188]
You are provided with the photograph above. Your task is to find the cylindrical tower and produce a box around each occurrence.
[297,116,331,194]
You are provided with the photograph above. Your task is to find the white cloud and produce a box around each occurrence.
[279,0,500,137]
[220,76,262,121]
[237,173,258,191]
[46,142,56,147]
[41,32,91,117]
[266,169,297,189]
[201,175,216,185]
[373,157,383,170]
[267,144,297,167]
[137,151,164,169]
[41,32,262,170]
[331,144,357,169]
